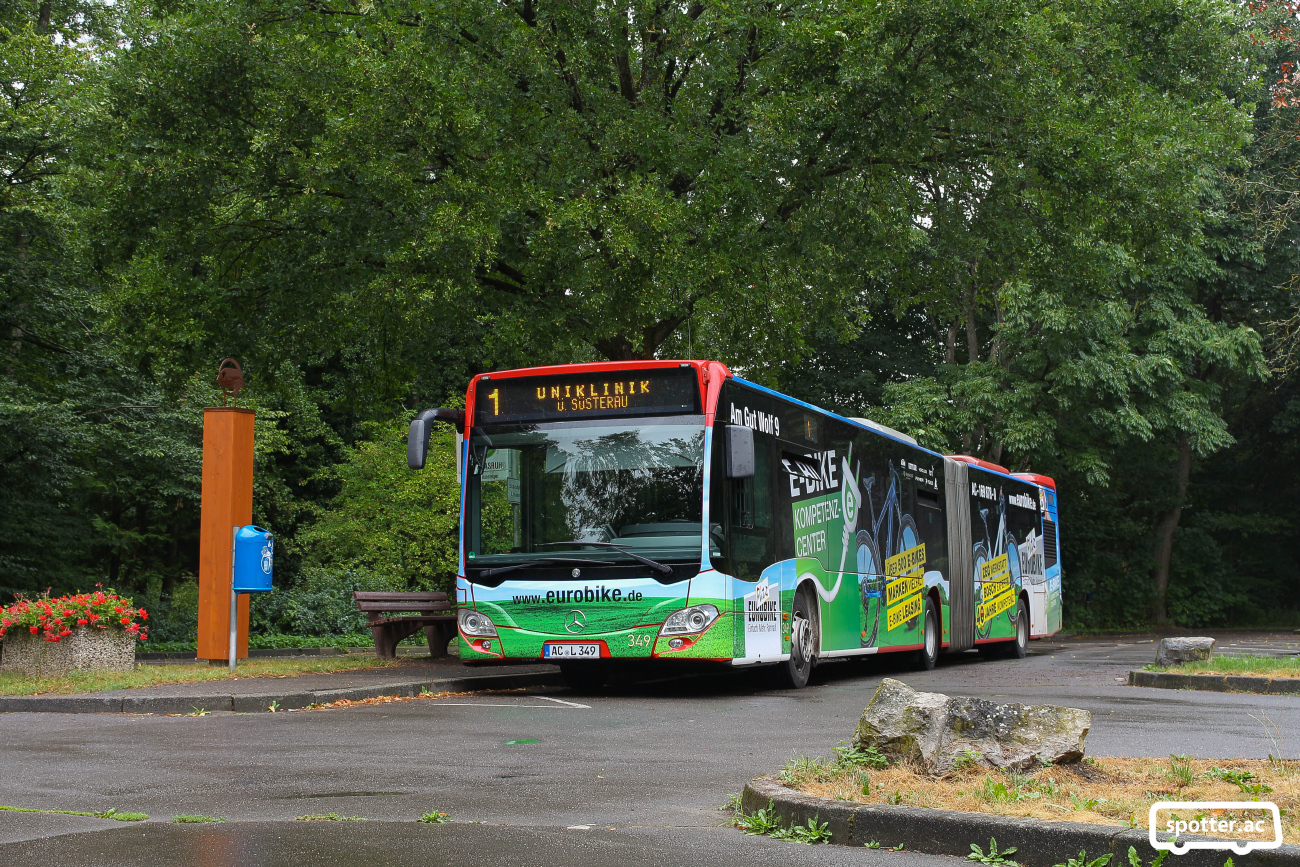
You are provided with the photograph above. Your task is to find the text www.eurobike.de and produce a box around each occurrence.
[511,586,646,604]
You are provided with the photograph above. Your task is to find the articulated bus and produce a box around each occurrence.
[407,360,1063,689]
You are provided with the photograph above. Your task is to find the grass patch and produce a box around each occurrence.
[0,805,147,821]
[0,655,402,696]
[296,813,365,821]
[418,811,450,823]
[145,634,460,653]
[172,815,224,823]
[1144,654,1300,679]
[786,754,1300,843]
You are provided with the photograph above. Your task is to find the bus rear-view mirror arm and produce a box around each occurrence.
[408,408,464,470]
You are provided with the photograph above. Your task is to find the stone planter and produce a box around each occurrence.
[0,625,135,677]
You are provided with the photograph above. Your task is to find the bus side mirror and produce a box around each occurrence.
[408,408,464,469]
[725,424,755,479]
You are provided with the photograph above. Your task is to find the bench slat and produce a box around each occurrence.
[353,591,448,601]
[367,614,455,623]
[356,602,454,613]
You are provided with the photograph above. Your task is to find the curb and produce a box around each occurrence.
[0,669,563,715]
[1129,670,1300,695]
[742,775,1300,867]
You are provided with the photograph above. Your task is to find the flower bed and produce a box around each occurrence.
[0,590,148,676]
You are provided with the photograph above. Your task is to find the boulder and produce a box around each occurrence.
[1154,637,1215,667]
[852,678,1090,776]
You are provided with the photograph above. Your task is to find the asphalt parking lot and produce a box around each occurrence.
[2,633,1297,865]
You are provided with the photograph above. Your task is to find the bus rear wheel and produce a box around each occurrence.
[776,586,817,689]
[1010,605,1029,659]
[915,602,939,671]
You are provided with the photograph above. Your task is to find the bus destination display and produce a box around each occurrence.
[475,370,699,424]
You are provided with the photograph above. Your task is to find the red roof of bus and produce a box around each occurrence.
[1012,472,1057,490]
[945,454,1010,475]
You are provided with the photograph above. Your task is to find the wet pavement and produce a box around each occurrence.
[1,632,1297,864]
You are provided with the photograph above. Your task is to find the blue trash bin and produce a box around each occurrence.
[232,525,273,593]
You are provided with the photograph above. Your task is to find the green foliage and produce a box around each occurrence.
[418,811,449,824]
[1054,852,1112,867]
[981,775,1042,804]
[0,805,147,821]
[171,815,223,823]
[291,422,460,595]
[968,838,1019,866]
[1070,792,1103,811]
[831,742,890,770]
[734,802,784,836]
[1168,755,1194,788]
[0,0,1295,632]
[1127,846,1168,867]
[733,801,831,844]
[770,816,832,844]
[1205,766,1273,795]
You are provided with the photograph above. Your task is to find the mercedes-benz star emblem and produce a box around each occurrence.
[564,610,586,633]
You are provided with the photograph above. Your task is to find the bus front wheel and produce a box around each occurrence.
[777,586,817,689]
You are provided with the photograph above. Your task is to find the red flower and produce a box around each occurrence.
[88,614,99,622]
[114,606,124,614]
[77,618,88,625]
[139,609,148,620]
[29,626,38,634]
[120,617,131,625]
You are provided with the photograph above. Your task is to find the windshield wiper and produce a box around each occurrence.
[476,556,614,579]
[537,541,674,575]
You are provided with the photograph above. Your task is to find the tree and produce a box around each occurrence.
[772,0,1269,625]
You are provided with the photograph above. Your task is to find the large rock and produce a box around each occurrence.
[852,678,1090,776]
[1154,637,1215,667]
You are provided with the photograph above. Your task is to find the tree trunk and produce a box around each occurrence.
[1151,436,1193,625]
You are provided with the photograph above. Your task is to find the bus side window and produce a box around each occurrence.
[1042,514,1059,569]
[731,435,772,530]
[729,435,773,580]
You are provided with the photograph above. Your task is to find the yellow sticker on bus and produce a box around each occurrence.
[887,591,924,631]
[979,553,1009,584]
[885,543,927,578]
[977,588,1016,630]
[886,572,925,607]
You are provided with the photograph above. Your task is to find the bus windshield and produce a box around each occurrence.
[466,417,706,571]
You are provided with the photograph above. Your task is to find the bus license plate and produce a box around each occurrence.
[543,643,600,659]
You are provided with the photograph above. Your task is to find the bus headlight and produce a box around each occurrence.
[659,604,719,636]
[459,609,498,637]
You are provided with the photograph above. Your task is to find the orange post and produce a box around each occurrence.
[197,407,255,661]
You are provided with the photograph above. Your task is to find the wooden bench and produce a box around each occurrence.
[352,591,457,659]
